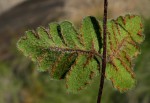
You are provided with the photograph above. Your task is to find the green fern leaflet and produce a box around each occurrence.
[17,15,144,92]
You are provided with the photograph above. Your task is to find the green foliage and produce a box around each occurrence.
[105,15,144,92]
[17,14,144,93]
[17,17,102,92]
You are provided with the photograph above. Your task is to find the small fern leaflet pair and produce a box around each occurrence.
[17,14,144,93]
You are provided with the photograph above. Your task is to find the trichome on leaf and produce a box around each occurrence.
[17,14,144,93]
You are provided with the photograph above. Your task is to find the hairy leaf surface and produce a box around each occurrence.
[104,15,144,92]
[17,14,144,92]
[17,17,102,92]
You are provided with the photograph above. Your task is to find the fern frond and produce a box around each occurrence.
[17,16,102,92]
[17,14,144,92]
[105,15,144,92]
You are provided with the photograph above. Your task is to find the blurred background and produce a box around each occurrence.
[0,0,150,103]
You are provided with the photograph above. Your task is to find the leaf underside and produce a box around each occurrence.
[105,15,144,92]
[17,17,102,92]
[17,14,144,92]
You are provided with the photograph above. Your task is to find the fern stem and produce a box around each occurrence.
[97,0,108,103]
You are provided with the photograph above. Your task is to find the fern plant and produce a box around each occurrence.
[17,0,144,103]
